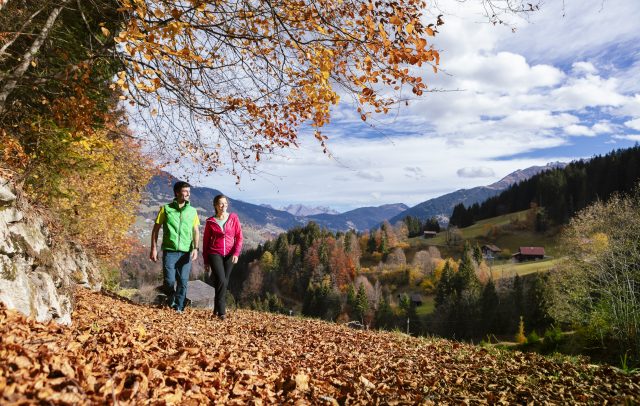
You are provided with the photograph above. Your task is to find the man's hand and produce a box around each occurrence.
[150,246,158,262]
[191,248,198,261]
[232,255,239,264]
[150,223,161,263]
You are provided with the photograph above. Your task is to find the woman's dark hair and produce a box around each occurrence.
[173,181,191,197]
[213,194,228,215]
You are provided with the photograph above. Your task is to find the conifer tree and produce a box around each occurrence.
[435,260,455,308]
[455,246,480,295]
[480,278,500,334]
[355,283,369,322]
[374,296,395,330]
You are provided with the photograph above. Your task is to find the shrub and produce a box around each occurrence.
[527,330,541,345]
[542,325,564,352]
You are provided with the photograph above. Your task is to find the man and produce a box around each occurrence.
[150,181,200,312]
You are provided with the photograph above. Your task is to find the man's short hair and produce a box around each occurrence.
[173,181,191,197]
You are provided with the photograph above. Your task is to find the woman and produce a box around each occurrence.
[203,194,243,319]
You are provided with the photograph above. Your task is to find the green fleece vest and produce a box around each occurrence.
[161,201,198,252]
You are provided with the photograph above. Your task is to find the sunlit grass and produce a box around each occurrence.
[488,258,562,279]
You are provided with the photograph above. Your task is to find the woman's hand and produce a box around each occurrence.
[232,255,238,264]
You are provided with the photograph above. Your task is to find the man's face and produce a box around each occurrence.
[176,187,190,202]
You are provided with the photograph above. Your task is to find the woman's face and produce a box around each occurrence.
[215,198,228,215]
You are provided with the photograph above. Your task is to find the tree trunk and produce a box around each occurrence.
[0,7,45,64]
[0,0,70,116]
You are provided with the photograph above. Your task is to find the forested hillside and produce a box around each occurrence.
[231,219,550,341]
[449,146,640,228]
[231,182,640,367]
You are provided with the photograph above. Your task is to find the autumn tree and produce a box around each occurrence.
[549,189,640,359]
[2,0,543,179]
[105,0,443,177]
[0,0,152,265]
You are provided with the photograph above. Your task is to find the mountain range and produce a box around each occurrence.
[138,162,564,246]
[138,173,408,247]
[280,204,340,216]
[387,162,567,225]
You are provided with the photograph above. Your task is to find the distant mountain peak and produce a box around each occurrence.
[488,162,567,190]
[387,161,567,226]
[281,204,340,217]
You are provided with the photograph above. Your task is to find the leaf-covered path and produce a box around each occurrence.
[1,289,639,404]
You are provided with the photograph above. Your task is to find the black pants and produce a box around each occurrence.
[208,254,235,316]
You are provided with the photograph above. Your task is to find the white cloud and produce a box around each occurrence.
[572,61,598,75]
[450,52,564,93]
[617,94,640,116]
[613,134,640,142]
[549,75,625,111]
[565,124,595,136]
[592,121,614,134]
[496,0,640,64]
[404,166,426,180]
[355,170,384,182]
[625,118,640,131]
[457,167,495,178]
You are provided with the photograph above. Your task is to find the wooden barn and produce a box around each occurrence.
[512,246,545,262]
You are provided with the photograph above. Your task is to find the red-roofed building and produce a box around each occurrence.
[513,246,545,262]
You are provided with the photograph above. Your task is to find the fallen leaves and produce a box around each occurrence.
[1,289,639,404]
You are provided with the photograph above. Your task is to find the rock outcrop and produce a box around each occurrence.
[0,177,101,324]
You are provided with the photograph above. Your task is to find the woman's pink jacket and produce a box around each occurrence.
[202,213,243,266]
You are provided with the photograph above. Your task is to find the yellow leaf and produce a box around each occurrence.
[406,24,414,34]
[137,324,147,339]
[295,373,309,391]
[101,27,111,37]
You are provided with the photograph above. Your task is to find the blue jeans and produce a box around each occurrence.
[163,250,191,311]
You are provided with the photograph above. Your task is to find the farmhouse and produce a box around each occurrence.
[481,244,501,259]
[512,246,545,262]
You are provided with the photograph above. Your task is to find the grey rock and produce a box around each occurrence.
[185,279,215,309]
[0,179,101,325]
[0,178,16,204]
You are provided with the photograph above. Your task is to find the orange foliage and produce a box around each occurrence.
[114,0,442,174]
[9,63,154,264]
[2,289,638,404]
[0,130,28,171]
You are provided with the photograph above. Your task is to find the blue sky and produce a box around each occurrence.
[182,0,640,213]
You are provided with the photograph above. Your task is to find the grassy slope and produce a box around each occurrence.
[2,289,638,404]
[405,209,562,276]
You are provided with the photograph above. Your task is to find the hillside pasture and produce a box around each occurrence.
[406,209,561,259]
[488,258,562,279]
